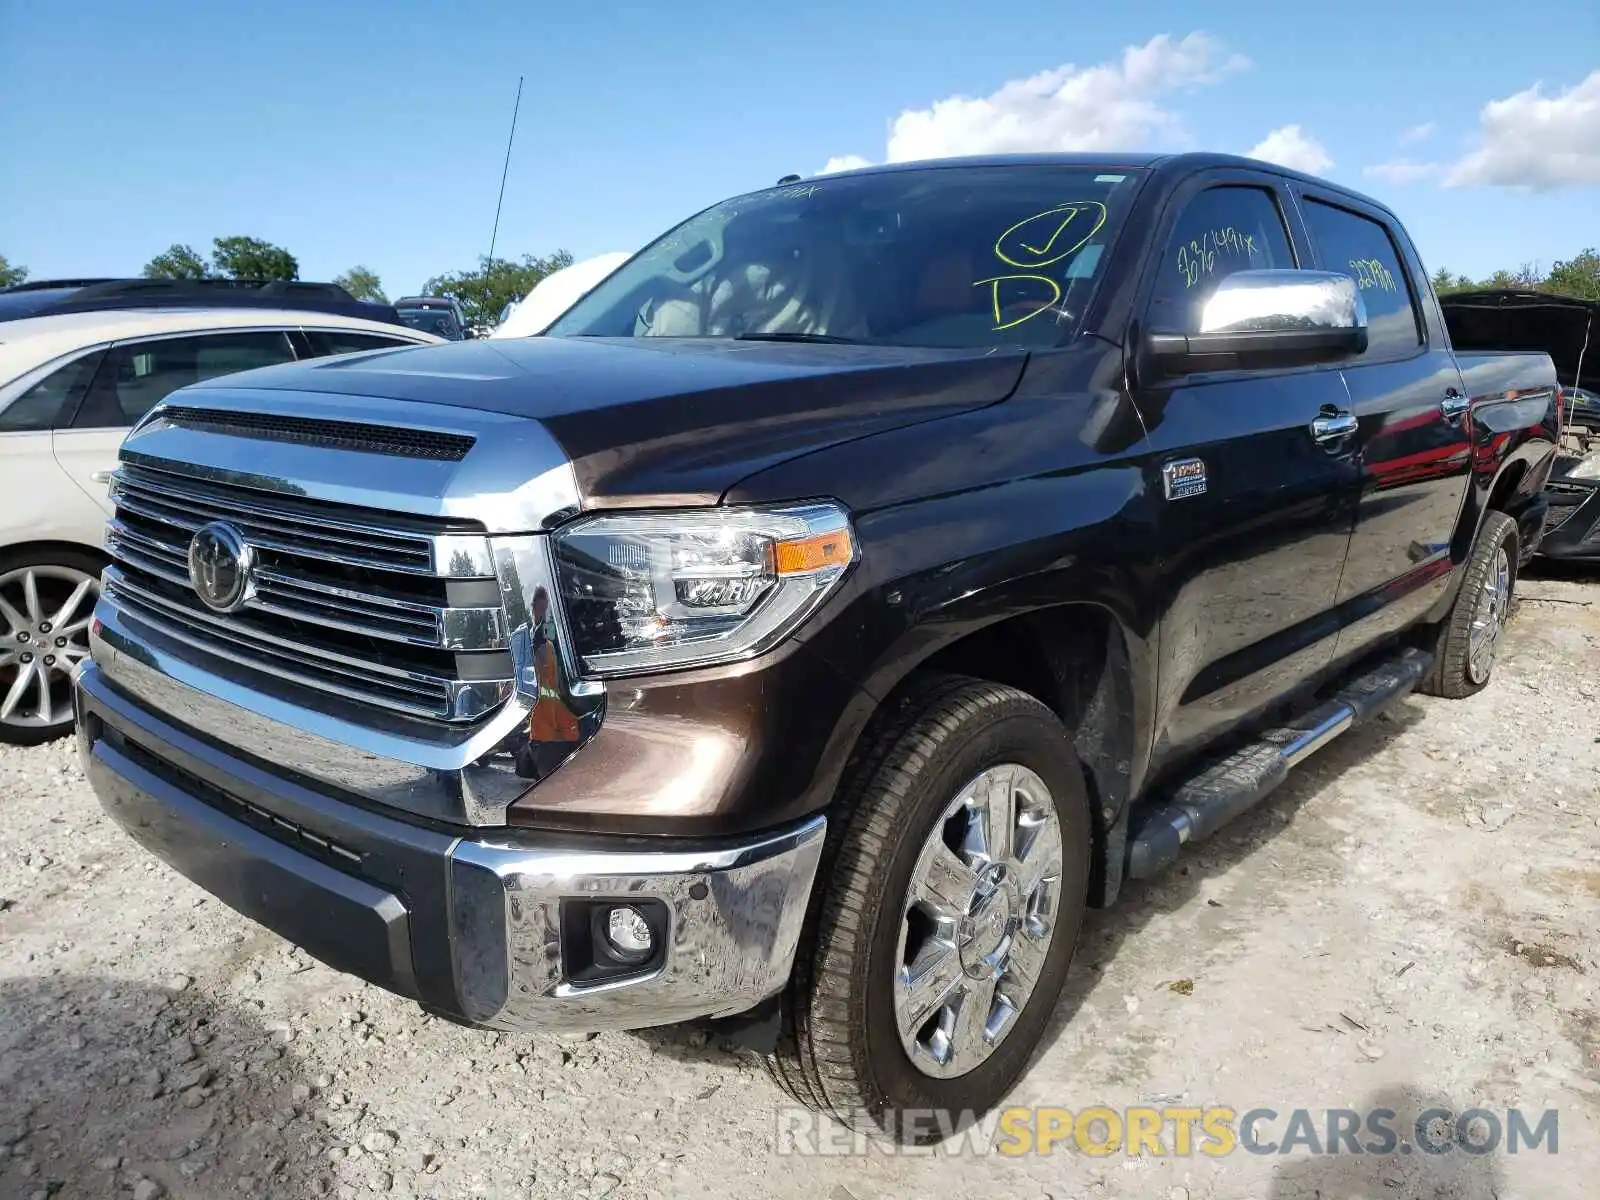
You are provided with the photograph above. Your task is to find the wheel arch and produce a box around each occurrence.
[0,539,110,572]
[840,602,1145,909]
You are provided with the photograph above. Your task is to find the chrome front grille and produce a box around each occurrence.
[110,464,493,577]
[103,463,515,723]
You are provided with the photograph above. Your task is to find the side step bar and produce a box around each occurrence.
[1126,648,1433,881]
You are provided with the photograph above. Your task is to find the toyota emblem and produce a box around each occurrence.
[187,521,255,613]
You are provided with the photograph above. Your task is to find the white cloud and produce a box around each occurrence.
[1363,159,1443,185]
[816,32,1246,173]
[1444,70,1600,189]
[1245,125,1333,174]
[1398,121,1437,146]
[818,155,872,175]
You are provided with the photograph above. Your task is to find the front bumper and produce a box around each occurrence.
[1540,474,1600,559]
[75,659,825,1031]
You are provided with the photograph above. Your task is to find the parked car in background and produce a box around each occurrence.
[78,153,1559,1138]
[1540,430,1600,561]
[491,252,631,338]
[1561,384,1600,431]
[0,298,441,743]
[0,277,409,328]
[394,296,470,340]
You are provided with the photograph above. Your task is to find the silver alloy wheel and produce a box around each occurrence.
[1466,546,1511,685]
[0,565,99,732]
[893,763,1064,1079]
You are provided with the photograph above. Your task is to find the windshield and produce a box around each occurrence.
[396,308,460,338]
[547,165,1142,348]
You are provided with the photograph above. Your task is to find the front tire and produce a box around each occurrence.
[1419,510,1518,699]
[766,675,1091,1142]
[0,547,102,745]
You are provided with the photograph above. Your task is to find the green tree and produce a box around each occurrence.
[0,254,28,287]
[423,251,574,328]
[142,243,212,280]
[333,265,387,303]
[210,236,298,281]
[1512,261,1545,289]
[1545,248,1600,301]
[1430,266,1476,296]
[1480,268,1523,292]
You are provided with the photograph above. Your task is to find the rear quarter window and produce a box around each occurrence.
[0,351,105,432]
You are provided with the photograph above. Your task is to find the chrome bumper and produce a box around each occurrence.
[449,820,825,1030]
[76,658,825,1031]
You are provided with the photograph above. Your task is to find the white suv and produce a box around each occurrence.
[0,306,442,743]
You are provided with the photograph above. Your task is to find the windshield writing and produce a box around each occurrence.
[547,166,1141,349]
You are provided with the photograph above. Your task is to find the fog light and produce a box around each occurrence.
[605,905,654,959]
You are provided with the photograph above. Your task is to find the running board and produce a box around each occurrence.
[1126,648,1432,881]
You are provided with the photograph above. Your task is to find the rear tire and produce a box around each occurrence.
[765,675,1091,1143]
[1419,511,1518,699]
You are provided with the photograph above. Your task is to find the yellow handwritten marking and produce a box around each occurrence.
[994,202,1108,269]
[1177,226,1264,289]
[1348,257,1397,293]
[973,274,1063,330]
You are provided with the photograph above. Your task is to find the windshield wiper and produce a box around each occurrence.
[732,331,859,344]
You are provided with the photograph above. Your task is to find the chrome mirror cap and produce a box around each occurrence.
[1198,269,1369,337]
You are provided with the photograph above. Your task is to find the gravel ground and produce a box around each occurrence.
[1,569,1596,1200]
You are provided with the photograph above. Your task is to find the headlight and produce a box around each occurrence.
[1565,451,1600,481]
[552,502,857,676]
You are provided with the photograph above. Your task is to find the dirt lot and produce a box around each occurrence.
[2,569,1596,1200]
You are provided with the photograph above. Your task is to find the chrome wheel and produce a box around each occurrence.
[1466,546,1511,685]
[893,763,1063,1079]
[0,565,98,733]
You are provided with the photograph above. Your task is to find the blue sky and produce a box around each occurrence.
[2,1,1596,296]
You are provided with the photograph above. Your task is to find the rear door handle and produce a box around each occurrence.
[90,470,115,484]
[1441,389,1470,420]
[1311,412,1359,443]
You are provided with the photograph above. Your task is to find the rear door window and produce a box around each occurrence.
[1148,185,1297,334]
[74,331,296,428]
[1301,199,1422,359]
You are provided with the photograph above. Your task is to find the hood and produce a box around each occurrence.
[1441,291,1597,390]
[204,335,1029,507]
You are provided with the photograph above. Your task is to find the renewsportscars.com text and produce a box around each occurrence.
[774,1105,1560,1158]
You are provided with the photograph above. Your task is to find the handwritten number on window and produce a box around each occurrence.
[1176,227,1262,290]
[1347,257,1398,293]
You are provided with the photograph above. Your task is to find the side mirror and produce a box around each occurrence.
[1145,270,1368,375]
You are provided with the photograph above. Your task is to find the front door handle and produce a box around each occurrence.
[1311,412,1359,443]
[1440,389,1470,420]
[90,469,115,484]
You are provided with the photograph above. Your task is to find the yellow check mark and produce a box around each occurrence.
[1019,208,1082,258]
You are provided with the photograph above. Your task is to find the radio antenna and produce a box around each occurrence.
[487,75,524,264]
